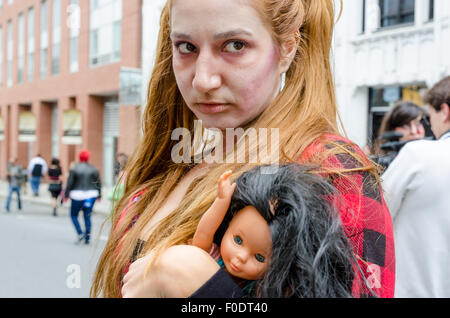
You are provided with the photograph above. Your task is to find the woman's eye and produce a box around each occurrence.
[233,235,243,245]
[255,254,265,263]
[224,41,246,53]
[177,42,196,54]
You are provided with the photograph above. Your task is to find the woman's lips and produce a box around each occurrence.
[197,103,230,114]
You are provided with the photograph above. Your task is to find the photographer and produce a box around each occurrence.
[382,76,450,297]
[371,101,432,168]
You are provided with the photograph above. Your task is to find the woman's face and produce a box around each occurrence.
[394,116,425,142]
[220,206,272,281]
[171,0,282,131]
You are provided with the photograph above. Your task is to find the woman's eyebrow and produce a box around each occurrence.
[171,32,192,40]
[213,29,254,40]
[170,29,254,41]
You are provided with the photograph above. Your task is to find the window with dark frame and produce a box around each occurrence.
[429,0,434,21]
[362,0,366,33]
[379,0,415,28]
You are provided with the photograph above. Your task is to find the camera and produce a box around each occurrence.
[370,131,408,169]
[371,126,434,169]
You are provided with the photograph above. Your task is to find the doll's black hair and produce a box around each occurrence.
[213,163,363,298]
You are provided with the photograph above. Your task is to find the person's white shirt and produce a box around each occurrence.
[382,131,450,297]
[69,190,99,201]
[27,156,48,176]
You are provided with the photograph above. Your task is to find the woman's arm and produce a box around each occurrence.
[122,245,221,298]
[192,170,237,252]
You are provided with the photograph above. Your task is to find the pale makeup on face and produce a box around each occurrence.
[170,0,282,133]
[219,206,272,281]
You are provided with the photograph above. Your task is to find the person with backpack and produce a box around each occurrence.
[27,154,48,197]
[48,158,63,216]
[6,158,24,213]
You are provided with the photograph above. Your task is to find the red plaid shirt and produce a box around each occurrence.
[300,134,395,298]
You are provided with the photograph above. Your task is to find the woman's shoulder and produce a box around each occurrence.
[305,135,395,298]
[300,133,383,207]
[300,133,368,168]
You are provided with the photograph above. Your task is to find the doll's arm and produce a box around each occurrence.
[192,170,237,252]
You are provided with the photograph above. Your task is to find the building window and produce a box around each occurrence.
[379,0,415,28]
[40,0,48,79]
[429,0,434,21]
[91,0,99,10]
[52,0,61,75]
[28,7,35,82]
[113,20,121,60]
[18,13,25,84]
[70,37,79,73]
[362,0,366,33]
[7,20,12,87]
[90,0,122,67]
[69,0,79,72]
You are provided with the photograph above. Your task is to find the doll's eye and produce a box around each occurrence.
[233,235,243,245]
[255,254,265,263]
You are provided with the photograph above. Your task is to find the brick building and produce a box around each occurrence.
[0,0,142,187]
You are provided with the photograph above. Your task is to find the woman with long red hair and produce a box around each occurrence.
[91,0,395,298]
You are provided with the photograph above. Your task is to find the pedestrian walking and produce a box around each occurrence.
[27,154,48,197]
[63,150,102,245]
[5,158,24,213]
[48,158,63,217]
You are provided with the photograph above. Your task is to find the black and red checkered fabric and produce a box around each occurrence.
[299,134,395,298]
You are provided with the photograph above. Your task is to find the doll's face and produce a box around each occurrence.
[220,206,272,281]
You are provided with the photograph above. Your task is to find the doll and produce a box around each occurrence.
[192,163,361,297]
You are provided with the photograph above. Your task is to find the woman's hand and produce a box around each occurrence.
[121,251,159,298]
[121,246,220,298]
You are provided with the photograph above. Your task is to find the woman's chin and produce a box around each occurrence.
[197,118,239,132]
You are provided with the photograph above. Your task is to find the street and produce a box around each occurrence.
[0,201,110,298]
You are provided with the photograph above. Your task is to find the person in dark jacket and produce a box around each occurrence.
[48,158,63,217]
[64,150,101,245]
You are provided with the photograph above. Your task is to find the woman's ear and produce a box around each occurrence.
[278,32,300,74]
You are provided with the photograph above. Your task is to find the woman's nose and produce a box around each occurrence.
[192,53,222,93]
[411,122,423,136]
[417,125,425,136]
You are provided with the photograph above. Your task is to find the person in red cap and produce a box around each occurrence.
[64,150,102,245]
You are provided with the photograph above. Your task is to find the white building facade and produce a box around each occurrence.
[333,0,450,148]
[141,0,166,109]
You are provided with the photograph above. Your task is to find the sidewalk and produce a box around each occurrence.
[0,180,113,215]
